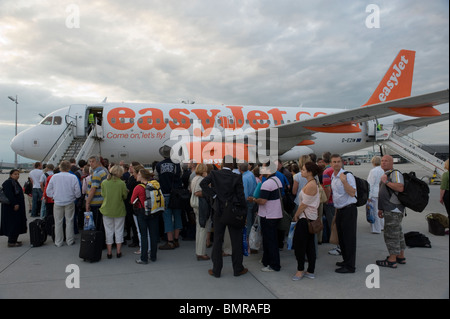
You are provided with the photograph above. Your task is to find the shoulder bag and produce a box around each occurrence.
[0,187,10,205]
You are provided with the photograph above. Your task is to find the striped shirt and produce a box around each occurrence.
[258,176,283,219]
[89,166,108,206]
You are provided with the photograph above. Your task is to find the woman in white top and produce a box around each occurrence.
[292,162,321,280]
[367,156,385,233]
[190,164,210,261]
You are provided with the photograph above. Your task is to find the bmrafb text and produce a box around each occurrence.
[178,303,271,316]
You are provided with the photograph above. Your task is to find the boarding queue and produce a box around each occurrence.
[1,148,449,281]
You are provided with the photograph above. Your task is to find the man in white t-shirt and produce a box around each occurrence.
[29,162,43,217]
[46,160,81,247]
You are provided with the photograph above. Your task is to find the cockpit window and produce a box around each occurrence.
[53,116,62,125]
[41,117,53,125]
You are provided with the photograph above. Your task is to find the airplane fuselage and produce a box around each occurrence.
[11,103,379,164]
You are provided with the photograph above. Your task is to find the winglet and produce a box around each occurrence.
[362,50,415,106]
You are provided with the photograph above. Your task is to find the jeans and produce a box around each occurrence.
[136,211,160,262]
[162,195,182,233]
[31,188,42,217]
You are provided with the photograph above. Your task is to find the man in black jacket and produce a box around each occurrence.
[200,156,248,277]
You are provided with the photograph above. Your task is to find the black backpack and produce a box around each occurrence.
[343,171,370,207]
[404,231,431,248]
[387,170,429,213]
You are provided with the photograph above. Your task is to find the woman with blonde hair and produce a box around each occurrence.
[190,163,211,260]
[100,165,128,258]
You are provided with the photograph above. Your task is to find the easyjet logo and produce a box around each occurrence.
[106,106,327,131]
[378,55,409,102]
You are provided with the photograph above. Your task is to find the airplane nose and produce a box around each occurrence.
[10,133,25,156]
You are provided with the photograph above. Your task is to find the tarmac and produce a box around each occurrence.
[0,163,448,300]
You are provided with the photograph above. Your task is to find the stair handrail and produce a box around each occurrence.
[75,128,99,163]
[391,131,439,156]
[41,123,75,163]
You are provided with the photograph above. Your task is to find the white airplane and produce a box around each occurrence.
[10,49,449,166]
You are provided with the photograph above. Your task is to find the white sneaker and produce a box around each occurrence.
[328,247,341,256]
[261,266,274,272]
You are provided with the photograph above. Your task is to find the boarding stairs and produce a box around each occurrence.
[379,130,445,178]
[43,124,102,166]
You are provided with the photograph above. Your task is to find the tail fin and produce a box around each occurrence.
[362,50,415,106]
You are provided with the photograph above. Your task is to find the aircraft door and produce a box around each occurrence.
[68,104,88,137]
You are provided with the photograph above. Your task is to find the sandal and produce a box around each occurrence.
[376,258,397,268]
[386,256,406,264]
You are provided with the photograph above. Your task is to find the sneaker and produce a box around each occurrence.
[328,247,341,256]
[261,266,274,272]
[135,259,148,264]
[292,272,304,281]
[304,272,315,279]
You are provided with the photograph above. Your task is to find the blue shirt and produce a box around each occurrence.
[242,170,257,200]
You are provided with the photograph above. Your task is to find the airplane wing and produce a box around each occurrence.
[239,89,449,154]
[393,112,449,135]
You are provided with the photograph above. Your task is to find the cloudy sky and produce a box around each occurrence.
[0,0,448,164]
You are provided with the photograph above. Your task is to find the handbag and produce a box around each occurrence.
[329,214,339,245]
[306,216,323,234]
[249,215,262,251]
[0,187,10,205]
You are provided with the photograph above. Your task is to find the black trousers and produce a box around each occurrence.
[336,204,357,271]
[211,212,245,276]
[293,218,316,273]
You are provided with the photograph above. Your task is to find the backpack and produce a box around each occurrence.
[387,170,429,213]
[24,178,33,195]
[142,181,165,216]
[343,171,370,207]
[404,231,431,248]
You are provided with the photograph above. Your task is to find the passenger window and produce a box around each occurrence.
[53,116,62,125]
[41,117,53,125]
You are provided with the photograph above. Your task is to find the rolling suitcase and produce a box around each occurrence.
[79,230,104,262]
[29,219,47,247]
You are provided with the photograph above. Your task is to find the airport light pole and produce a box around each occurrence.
[8,95,18,169]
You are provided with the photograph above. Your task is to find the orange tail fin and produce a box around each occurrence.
[362,50,415,106]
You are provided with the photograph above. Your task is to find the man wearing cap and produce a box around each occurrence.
[155,145,183,250]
